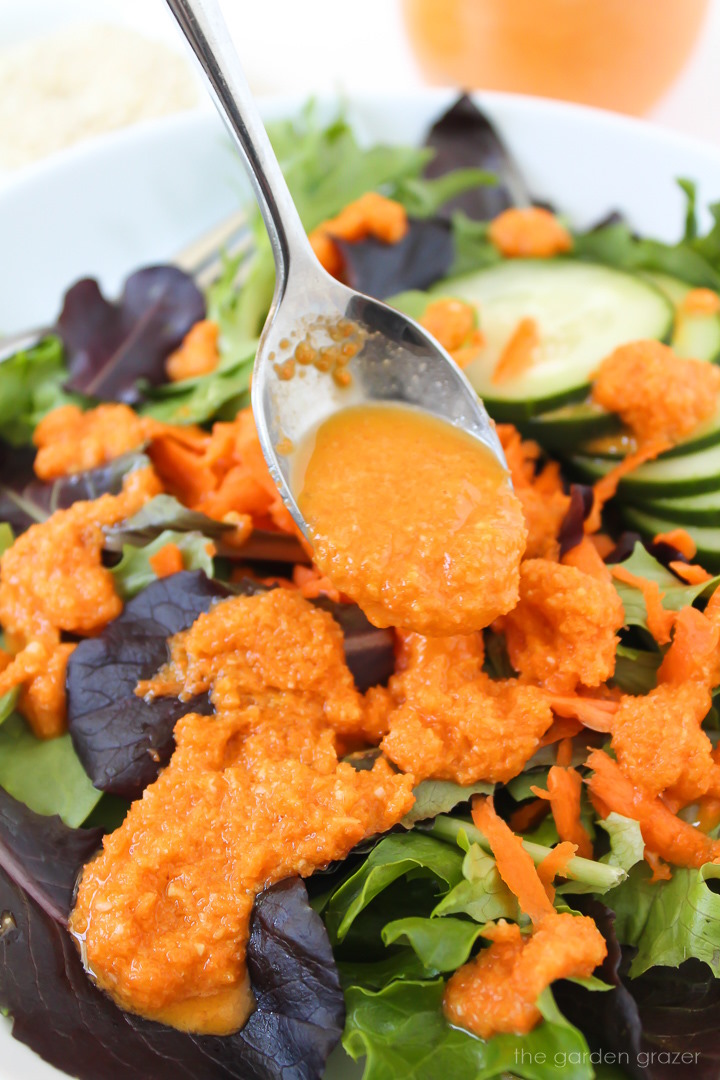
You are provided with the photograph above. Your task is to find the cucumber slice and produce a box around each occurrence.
[642,272,720,362]
[434,260,673,420]
[521,402,621,450]
[577,401,720,461]
[634,488,720,526]
[623,508,720,571]
[571,440,720,497]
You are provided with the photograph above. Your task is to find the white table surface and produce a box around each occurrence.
[0,0,719,187]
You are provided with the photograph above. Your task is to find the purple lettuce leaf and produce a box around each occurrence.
[423,94,529,220]
[337,217,454,300]
[557,483,594,558]
[67,571,395,800]
[0,442,149,535]
[58,267,205,403]
[316,599,395,693]
[66,570,231,799]
[554,900,720,1079]
[0,788,344,1080]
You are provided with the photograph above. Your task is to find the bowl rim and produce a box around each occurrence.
[3,86,720,203]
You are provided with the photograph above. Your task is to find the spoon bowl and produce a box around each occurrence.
[166,0,505,540]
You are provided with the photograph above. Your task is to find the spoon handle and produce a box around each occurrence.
[165,0,313,296]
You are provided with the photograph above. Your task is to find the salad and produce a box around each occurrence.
[2,94,720,1080]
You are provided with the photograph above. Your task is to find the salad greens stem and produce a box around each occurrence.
[424,814,626,892]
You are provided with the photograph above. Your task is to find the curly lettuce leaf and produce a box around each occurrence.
[556,900,720,1080]
[597,813,645,874]
[610,861,720,977]
[0,714,101,827]
[324,833,464,944]
[343,980,593,1080]
[110,529,215,600]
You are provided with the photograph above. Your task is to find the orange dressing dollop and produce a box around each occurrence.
[297,403,526,635]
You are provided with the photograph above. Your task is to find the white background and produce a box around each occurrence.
[0,0,719,148]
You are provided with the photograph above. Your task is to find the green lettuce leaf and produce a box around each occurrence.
[325,833,464,944]
[394,169,496,219]
[138,349,255,425]
[611,543,719,630]
[343,980,593,1080]
[433,842,520,924]
[610,861,720,977]
[597,813,645,873]
[0,689,18,727]
[230,109,432,339]
[402,779,493,828]
[110,529,215,600]
[0,523,14,556]
[0,337,83,445]
[0,713,101,827]
[572,181,720,290]
[103,493,235,550]
[381,916,484,973]
[611,644,660,694]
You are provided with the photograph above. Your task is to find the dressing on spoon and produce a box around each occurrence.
[298,403,527,635]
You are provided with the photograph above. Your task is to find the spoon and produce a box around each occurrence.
[166,0,506,540]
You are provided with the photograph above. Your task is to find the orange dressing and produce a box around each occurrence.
[297,404,526,635]
[69,589,414,1035]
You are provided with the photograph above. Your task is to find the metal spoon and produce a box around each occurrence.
[166,0,505,540]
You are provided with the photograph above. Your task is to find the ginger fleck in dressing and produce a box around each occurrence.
[297,403,526,635]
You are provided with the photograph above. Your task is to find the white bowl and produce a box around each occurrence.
[2,89,720,1080]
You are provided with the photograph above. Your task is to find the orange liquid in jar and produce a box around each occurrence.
[403,0,709,116]
[297,403,526,635]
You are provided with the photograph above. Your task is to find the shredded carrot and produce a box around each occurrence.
[491,317,540,385]
[657,605,719,686]
[644,850,672,883]
[165,320,220,383]
[654,528,697,560]
[537,840,577,901]
[532,767,593,860]
[472,796,554,924]
[488,207,572,259]
[292,564,342,603]
[547,695,618,733]
[496,425,570,560]
[561,536,612,582]
[509,799,550,834]
[586,749,720,868]
[609,564,676,645]
[148,543,185,579]
[555,738,574,769]
[680,287,720,316]
[669,561,712,585]
[697,795,720,833]
[538,716,583,747]
[590,533,616,560]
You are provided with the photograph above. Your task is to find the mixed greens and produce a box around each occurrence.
[1,95,720,1080]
